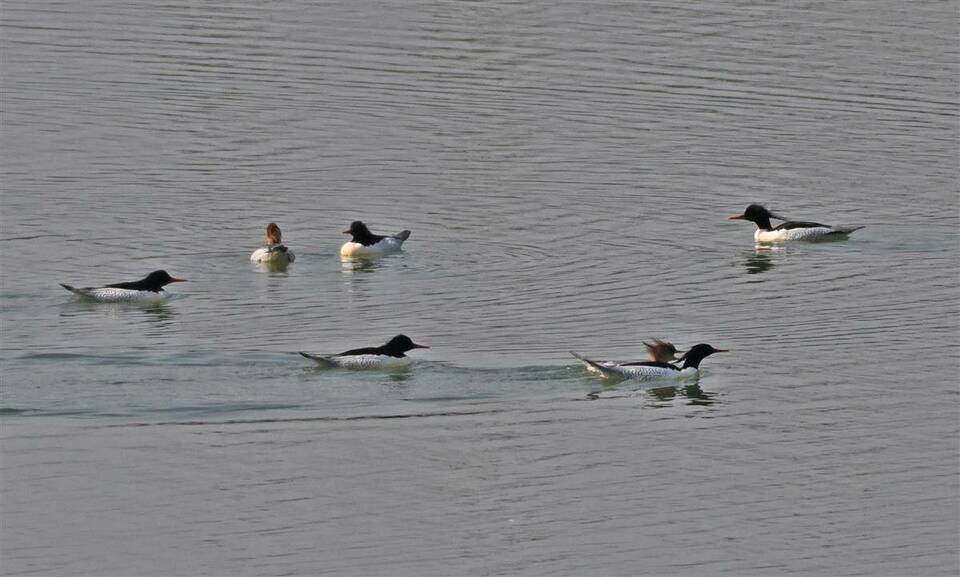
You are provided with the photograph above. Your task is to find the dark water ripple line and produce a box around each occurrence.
[104,408,509,429]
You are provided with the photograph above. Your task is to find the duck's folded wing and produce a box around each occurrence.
[620,361,678,369]
[774,220,829,230]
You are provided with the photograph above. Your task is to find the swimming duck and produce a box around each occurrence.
[299,334,429,369]
[571,343,728,380]
[60,270,187,302]
[340,221,411,257]
[250,222,295,264]
[729,204,864,243]
[578,339,683,376]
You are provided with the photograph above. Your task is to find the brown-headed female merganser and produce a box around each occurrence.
[250,222,295,264]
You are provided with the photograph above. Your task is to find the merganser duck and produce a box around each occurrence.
[340,221,411,257]
[60,270,187,302]
[250,222,295,264]
[729,204,864,243]
[579,339,683,376]
[571,343,728,380]
[642,339,682,363]
[299,334,429,369]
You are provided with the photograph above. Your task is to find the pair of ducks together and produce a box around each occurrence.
[249,221,411,264]
[301,335,727,382]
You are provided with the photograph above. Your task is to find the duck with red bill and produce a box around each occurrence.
[60,270,187,302]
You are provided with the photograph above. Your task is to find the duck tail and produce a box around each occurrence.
[570,351,615,376]
[829,225,865,235]
[60,283,87,295]
[299,352,334,367]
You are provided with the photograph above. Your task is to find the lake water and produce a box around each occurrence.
[2,1,958,575]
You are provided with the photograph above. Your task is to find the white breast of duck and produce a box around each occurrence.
[340,221,410,257]
[250,245,295,263]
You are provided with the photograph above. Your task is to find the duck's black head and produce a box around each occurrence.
[107,270,187,292]
[383,334,430,355]
[344,220,373,241]
[677,343,728,369]
[145,270,187,289]
[729,204,784,230]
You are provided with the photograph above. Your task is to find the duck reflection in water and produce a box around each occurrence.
[61,299,176,324]
[744,247,776,275]
[340,256,381,274]
[586,378,716,406]
[647,382,715,406]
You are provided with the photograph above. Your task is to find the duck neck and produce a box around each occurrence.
[379,346,406,358]
[753,215,774,231]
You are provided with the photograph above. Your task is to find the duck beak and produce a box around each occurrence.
[343,229,352,234]
[170,277,187,283]
[412,343,430,349]
[714,348,730,353]
[728,214,747,220]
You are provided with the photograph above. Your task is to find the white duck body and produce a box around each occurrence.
[340,236,407,257]
[301,352,412,369]
[61,286,171,303]
[572,353,689,380]
[340,221,411,257]
[250,245,295,264]
[59,270,185,303]
[754,224,862,243]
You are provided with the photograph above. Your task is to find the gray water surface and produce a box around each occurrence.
[2,1,958,575]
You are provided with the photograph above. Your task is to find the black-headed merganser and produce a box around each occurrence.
[250,222,295,264]
[299,334,429,369]
[60,270,187,302]
[729,204,864,243]
[340,221,411,257]
[571,343,728,380]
